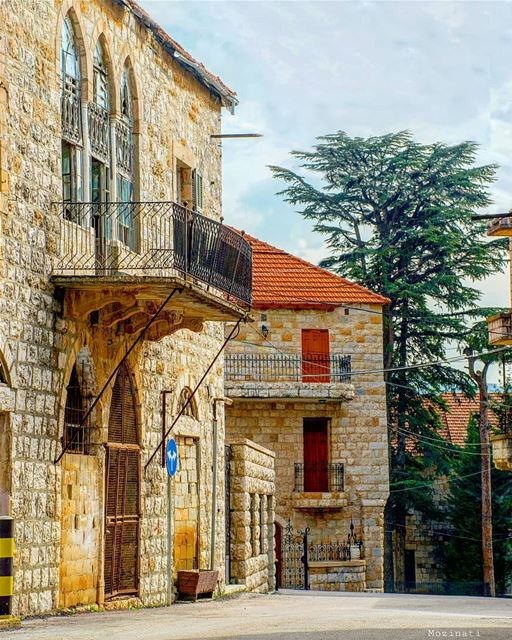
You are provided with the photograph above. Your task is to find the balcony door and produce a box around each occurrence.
[302,329,330,383]
[91,158,111,270]
[303,418,329,492]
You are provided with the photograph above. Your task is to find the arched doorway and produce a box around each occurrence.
[104,363,140,599]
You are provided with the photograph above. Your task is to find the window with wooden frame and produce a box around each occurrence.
[192,169,203,212]
[60,16,83,208]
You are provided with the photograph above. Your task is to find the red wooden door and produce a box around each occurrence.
[274,522,282,589]
[303,418,329,492]
[301,329,330,382]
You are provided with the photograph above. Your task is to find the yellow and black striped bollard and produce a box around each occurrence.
[0,517,13,619]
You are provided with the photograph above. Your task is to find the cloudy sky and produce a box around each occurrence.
[140,0,512,313]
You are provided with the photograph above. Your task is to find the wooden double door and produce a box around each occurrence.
[104,364,140,599]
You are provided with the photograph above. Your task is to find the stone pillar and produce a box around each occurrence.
[228,439,275,593]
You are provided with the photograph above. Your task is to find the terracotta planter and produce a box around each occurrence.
[177,570,219,601]
[491,434,512,472]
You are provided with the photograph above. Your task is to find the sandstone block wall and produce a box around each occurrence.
[228,438,275,593]
[0,0,233,616]
[309,560,366,592]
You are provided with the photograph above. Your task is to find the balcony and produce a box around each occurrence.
[491,434,512,472]
[487,312,512,345]
[224,352,353,401]
[487,215,512,237]
[292,463,347,511]
[52,201,252,334]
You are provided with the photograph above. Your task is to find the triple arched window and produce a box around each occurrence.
[60,15,135,231]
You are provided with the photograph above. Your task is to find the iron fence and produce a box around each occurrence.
[308,540,352,562]
[224,353,351,383]
[294,462,344,492]
[54,201,252,306]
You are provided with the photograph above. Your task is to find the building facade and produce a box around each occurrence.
[0,0,270,617]
[224,235,390,591]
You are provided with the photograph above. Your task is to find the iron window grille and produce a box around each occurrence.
[294,462,345,492]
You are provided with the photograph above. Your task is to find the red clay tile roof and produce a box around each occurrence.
[436,393,499,446]
[242,233,390,309]
[122,1,237,108]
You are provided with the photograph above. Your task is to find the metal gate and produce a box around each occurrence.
[104,363,140,599]
[280,520,309,590]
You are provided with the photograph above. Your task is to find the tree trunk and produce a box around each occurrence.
[477,377,496,597]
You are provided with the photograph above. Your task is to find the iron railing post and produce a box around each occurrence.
[302,527,310,591]
[227,231,244,302]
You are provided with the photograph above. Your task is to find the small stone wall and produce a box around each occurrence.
[229,438,275,593]
[308,560,366,592]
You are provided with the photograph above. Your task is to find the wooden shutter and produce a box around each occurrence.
[301,329,330,383]
[104,363,140,599]
[192,169,203,212]
[303,418,329,492]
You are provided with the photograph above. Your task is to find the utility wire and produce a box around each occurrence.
[244,323,512,378]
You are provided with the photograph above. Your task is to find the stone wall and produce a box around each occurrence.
[60,454,100,608]
[309,560,366,592]
[228,438,275,593]
[0,0,234,616]
[225,305,389,590]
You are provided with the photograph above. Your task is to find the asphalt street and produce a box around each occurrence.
[1,590,511,640]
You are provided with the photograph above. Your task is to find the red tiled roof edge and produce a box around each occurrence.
[239,230,390,308]
[122,1,237,108]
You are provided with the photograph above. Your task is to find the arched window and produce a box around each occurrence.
[90,39,111,204]
[117,67,134,194]
[61,15,83,208]
[116,64,135,247]
[177,387,198,419]
[93,41,109,109]
[64,364,91,454]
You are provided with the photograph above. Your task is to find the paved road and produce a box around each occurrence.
[1,591,511,640]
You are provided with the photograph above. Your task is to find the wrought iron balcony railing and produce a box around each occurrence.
[224,353,351,383]
[54,201,252,306]
[294,462,344,493]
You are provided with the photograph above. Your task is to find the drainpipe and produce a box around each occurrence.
[210,396,232,571]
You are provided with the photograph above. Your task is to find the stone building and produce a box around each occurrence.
[393,393,490,593]
[224,234,390,591]
[486,214,512,471]
[0,0,273,617]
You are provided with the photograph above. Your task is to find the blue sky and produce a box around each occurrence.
[140,0,512,312]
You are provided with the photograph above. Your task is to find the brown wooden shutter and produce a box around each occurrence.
[104,363,140,599]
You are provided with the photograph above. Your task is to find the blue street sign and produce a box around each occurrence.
[166,438,179,478]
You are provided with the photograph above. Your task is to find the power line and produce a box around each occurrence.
[388,469,482,493]
[243,323,512,378]
[396,427,490,456]
[384,521,511,543]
